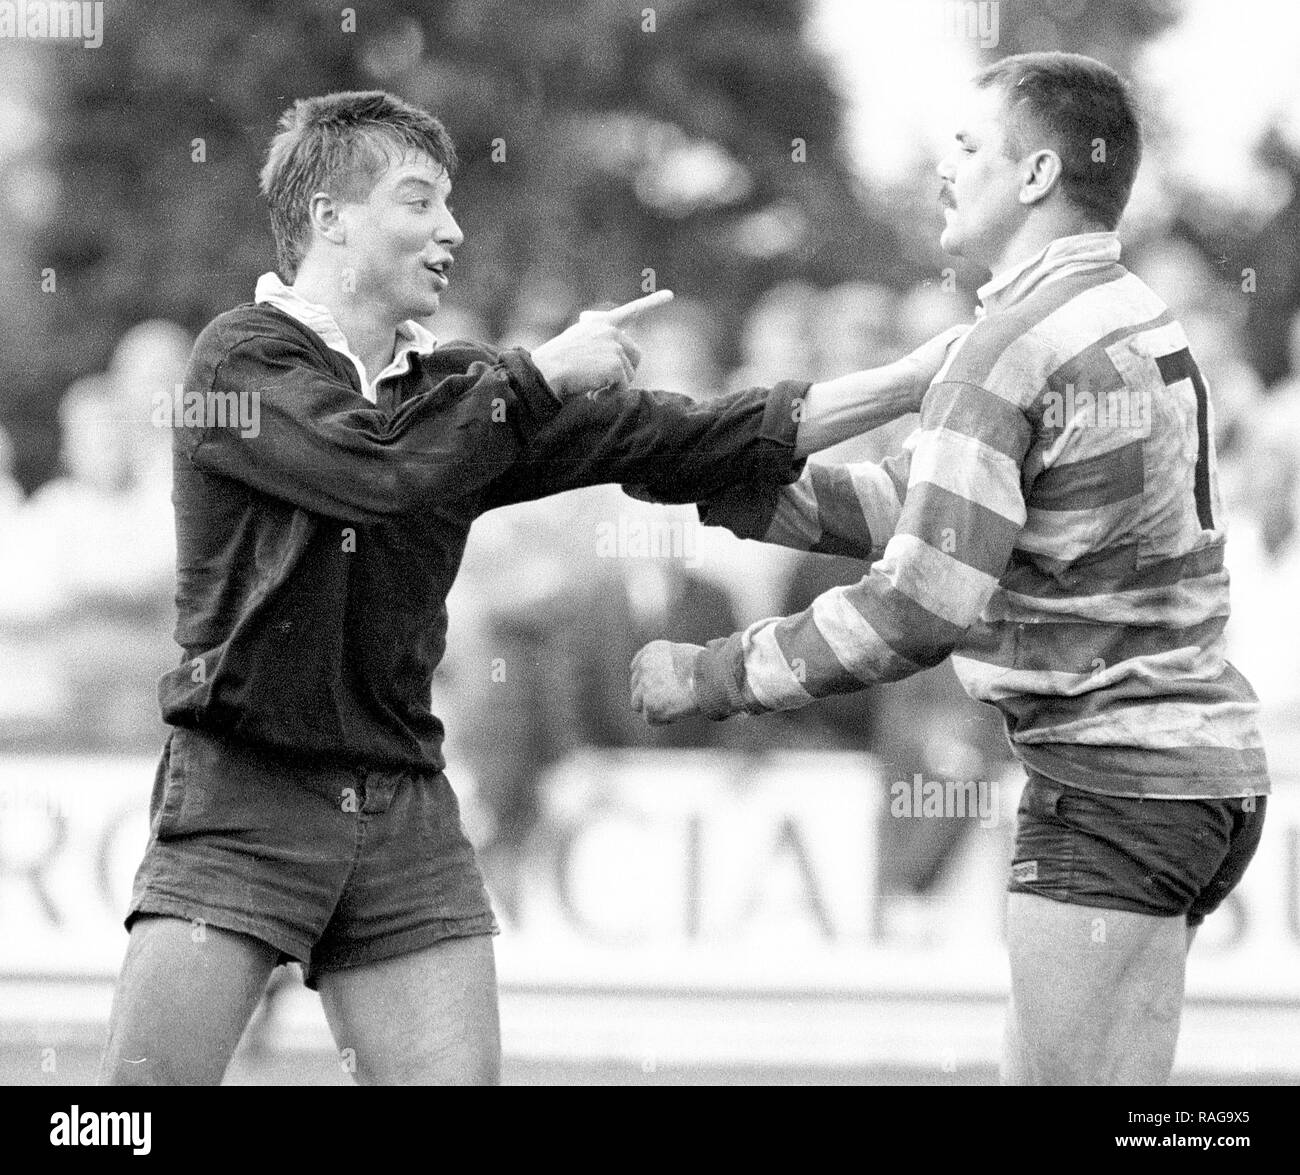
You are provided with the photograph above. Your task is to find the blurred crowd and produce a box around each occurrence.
[0,322,187,754]
[2,256,1299,899]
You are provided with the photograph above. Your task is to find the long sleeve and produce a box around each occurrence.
[479,380,809,511]
[692,378,1033,718]
[185,330,561,524]
[698,442,918,561]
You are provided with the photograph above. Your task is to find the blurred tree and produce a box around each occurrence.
[1242,125,1300,387]
[982,0,1181,74]
[25,0,913,487]
[0,43,59,493]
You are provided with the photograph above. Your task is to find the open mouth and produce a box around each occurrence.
[424,259,452,289]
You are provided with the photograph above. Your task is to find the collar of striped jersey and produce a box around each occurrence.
[253,271,438,404]
[976,231,1122,317]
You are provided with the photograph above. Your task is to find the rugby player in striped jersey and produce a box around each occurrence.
[632,52,1269,1085]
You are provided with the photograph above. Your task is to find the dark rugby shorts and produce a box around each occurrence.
[1008,770,1267,926]
[127,726,497,988]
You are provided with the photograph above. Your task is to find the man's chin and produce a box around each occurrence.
[407,292,441,319]
[938,225,964,257]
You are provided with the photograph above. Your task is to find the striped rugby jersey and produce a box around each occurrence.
[695,232,1269,799]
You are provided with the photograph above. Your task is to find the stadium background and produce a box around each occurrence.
[0,0,1297,1084]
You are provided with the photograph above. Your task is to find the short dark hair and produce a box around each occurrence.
[975,52,1141,230]
[259,91,457,280]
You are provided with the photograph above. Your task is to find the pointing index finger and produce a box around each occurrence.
[603,289,674,326]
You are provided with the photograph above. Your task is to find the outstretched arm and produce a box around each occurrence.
[630,376,1033,724]
[791,323,967,456]
[692,323,969,557]
[698,446,916,562]
[483,321,968,511]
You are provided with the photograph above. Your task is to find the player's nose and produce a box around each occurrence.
[437,211,464,251]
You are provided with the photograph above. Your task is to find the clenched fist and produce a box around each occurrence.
[530,290,674,400]
[630,639,705,725]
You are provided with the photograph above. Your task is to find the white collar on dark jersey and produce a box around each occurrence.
[977,232,1122,316]
[253,272,437,404]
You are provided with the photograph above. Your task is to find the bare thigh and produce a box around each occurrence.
[98,914,279,1085]
[317,934,500,1086]
[1001,892,1188,1085]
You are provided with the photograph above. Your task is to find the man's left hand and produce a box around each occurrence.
[630,640,705,725]
[897,322,970,409]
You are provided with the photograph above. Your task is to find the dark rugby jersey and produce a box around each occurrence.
[159,303,805,771]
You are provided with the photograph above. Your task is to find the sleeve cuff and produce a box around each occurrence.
[691,379,809,532]
[756,380,811,485]
[692,634,752,721]
[697,482,780,539]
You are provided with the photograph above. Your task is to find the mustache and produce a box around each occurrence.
[938,187,957,208]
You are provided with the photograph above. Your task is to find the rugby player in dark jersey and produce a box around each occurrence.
[98,90,959,1085]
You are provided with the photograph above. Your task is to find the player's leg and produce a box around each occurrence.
[310,766,501,1084]
[108,729,357,1084]
[997,774,1265,1086]
[98,914,279,1085]
[316,934,501,1085]
[1000,892,1187,1084]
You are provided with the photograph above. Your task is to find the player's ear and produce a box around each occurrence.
[1020,148,1063,207]
[308,192,346,244]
